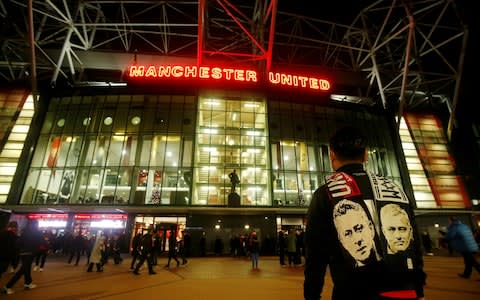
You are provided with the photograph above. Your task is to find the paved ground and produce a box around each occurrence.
[1,252,479,299]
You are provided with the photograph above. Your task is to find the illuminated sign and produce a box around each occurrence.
[268,72,330,90]
[27,214,68,228]
[74,214,127,220]
[90,220,125,229]
[128,65,331,91]
[27,213,68,220]
[38,220,67,228]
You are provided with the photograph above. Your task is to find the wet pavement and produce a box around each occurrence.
[1,252,479,299]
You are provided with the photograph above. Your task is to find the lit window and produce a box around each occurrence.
[131,116,141,125]
[104,117,113,125]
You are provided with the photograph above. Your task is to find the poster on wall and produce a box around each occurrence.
[154,170,162,185]
[47,137,61,175]
[138,170,148,186]
[59,171,75,201]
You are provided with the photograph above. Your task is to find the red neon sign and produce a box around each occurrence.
[268,71,330,90]
[129,65,257,82]
[74,214,127,220]
[128,64,331,91]
[27,213,68,220]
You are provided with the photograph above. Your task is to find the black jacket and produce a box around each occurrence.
[303,164,425,300]
[0,230,18,259]
[139,233,154,255]
[17,228,43,256]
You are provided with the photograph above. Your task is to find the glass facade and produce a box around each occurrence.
[21,94,195,206]
[268,101,403,207]
[0,90,33,203]
[19,93,404,208]
[193,97,269,206]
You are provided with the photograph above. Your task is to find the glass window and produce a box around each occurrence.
[41,112,54,134]
[139,136,152,166]
[193,97,270,206]
[30,136,49,167]
[165,138,181,167]
[83,135,110,167]
[106,135,126,166]
[20,169,40,204]
[169,110,184,133]
[112,108,128,132]
[82,167,102,204]
[182,138,193,167]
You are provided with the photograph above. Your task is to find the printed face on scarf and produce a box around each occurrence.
[380,203,413,254]
[334,199,376,266]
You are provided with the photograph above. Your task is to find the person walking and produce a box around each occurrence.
[444,216,480,279]
[0,221,18,277]
[164,228,180,268]
[130,232,142,270]
[1,220,43,295]
[151,232,161,266]
[303,126,426,300]
[133,226,156,275]
[84,235,95,265]
[87,234,105,272]
[178,231,188,265]
[68,232,84,266]
[33,232,51,272]
[110,234,123,265]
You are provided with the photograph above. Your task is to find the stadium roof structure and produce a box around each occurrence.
[0,0,473,131]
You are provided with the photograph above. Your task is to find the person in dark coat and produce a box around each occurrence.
[110,234,123,264]
[68,232,85,266]
[2,220,43,295]
[133,226,156,275]
[165,228,180,268]
[303,126,426,300]
[421,231,434,256]
[151,233,161,266]
[130,232,142,270]
[444,217,480,279]
[0,221,18,277]
[277,230,286,266]
[33,231,51,271]
[178,231,188,265]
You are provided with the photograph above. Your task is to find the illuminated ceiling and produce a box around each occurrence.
[0,0,470,119]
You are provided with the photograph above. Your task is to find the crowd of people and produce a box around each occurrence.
[0,214,479,298]
[0,221,198,295]
[2,126,480,300]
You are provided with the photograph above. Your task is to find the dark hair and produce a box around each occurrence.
[329,126,367,160]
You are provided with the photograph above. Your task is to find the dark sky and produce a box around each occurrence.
[277,0,367,22]
[278,0,477,114]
